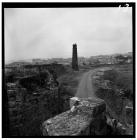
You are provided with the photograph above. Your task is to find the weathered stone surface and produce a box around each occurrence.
[42,110,91,136]
[70,97,80,108]
[42,97,106,136]
[7,83,17,89]
[70,97,106,117]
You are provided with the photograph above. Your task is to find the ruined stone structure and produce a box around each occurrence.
[23,63,65,77]
[7,82,61,136]
[72,44,79,71]
[42,97,111,136]
[7,83,26,136]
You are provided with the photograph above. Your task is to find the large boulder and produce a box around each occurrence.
[42,97,106,136]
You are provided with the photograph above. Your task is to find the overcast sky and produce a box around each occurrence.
[5,7,132,63]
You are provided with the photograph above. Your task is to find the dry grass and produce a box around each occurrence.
[57,67,89,96]
[93,64,133,128]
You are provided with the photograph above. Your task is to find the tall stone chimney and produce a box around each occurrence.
[72,43,79,71]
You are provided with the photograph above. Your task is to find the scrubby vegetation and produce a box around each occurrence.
[58,67,88,96]
[5,62,134,136]
[5,64,68,136]
[93,64,133,132]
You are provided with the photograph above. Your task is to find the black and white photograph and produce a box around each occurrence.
[2,2,135,137]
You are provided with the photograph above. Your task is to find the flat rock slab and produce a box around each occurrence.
[42,97,106,136]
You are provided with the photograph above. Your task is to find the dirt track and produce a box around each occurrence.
[76,67,110,98]
[76,70,96,98]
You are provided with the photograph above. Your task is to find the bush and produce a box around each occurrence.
[94,66,133,126]
[103,69,133,101]
[103,69,118,82]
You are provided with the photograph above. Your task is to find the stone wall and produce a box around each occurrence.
[42,97,110,136]
[7,82,61,136]
[7,83,26,136]
[23,63,66,77]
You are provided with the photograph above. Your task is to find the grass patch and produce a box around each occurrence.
[58,67,88,96]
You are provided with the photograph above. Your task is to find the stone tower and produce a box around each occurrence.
[72,43,79,71]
